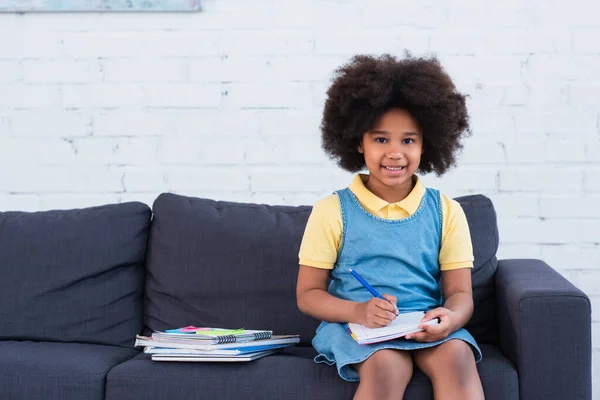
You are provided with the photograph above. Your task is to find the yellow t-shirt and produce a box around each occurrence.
[298,174,474,271]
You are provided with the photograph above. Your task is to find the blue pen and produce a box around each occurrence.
[348,268,399,315]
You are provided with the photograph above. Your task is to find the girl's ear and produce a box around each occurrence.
[357,141,364,154]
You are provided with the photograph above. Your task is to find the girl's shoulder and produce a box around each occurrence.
[311,193,342,218]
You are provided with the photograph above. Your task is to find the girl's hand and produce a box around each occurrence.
[355,294,398,328]
[405,307,455,342]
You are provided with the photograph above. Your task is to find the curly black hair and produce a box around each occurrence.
[321,53,471,176]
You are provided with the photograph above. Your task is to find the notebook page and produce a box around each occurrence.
[348,311,426,340]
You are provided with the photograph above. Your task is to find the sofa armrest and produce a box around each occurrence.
[495,259,591,400]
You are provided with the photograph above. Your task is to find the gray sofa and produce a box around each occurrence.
[0,193,591,400]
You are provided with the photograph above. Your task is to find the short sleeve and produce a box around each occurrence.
[298,194,343,270]
[439,195,474,271]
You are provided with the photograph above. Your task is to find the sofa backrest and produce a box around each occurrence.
[0,202,151,347]
[144,193,318,345]
[144,192,499,346]
[455,195,499,345]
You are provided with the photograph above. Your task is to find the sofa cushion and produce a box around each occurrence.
[105,344,516,400]
[455,195,500,345]
[0,202,151,347]
[144,193,318,345]
[0,341,138,400]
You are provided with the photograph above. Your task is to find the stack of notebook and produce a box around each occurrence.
[135,327,300,362]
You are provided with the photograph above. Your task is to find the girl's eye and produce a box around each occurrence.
[403,138,414,144]
[375,138,387,143]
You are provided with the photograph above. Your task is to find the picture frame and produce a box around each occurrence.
[0,0,202,12]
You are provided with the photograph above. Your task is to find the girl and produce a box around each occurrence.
[296,54,484,400]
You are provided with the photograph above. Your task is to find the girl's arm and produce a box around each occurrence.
[296,264,397,327]
[441,268,474,331]
[405,268,473,341]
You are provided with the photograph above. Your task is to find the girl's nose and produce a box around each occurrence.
[386,146,403,159]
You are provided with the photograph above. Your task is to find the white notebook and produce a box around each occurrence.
[151,349,277,362]
[346,311,439,345]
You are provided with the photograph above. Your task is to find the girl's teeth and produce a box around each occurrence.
[386,166,403,171]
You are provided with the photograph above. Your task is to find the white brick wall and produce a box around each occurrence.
[0,0,599,393]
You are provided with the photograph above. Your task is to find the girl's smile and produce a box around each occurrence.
[358,108,423,203]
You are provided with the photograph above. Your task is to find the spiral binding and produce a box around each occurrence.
[253,331,272,340]
[216,335,237,344]
[215,331,272,344]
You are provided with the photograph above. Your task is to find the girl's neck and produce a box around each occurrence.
[364,175,415,204]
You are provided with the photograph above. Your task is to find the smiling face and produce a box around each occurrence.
[357,108,423,203]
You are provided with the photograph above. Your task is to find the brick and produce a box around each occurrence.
[62,33,147,58]
[0,61,21,83]
[526,55,600,82]
[258,110,321,137]
[573,29,600,54]
[245,135,328,165]
[540,244,600,271]
[72,137,158,165]
[314,32,404,57]
[570,85,600,110]
[502,85,529,106]
[94,111,172,137]
[421,167,498,195]
[545,136,586,163]
[513,108,597,135]
[120,192,160,208]
[0,114,10,136]
[166,168,249,192]
[540,196,600,218]
[0,84,61,108]
[38,194,122,211]
[158,136,245,165]
[228,83,312,109]
[249,167,332,192]
[103,59,185,83]
[172,110,259,136]
[62,84,143,108]
[220,32,314,56]
[581,219,600,243]
[584,169,600,192]
[362,7,446,29]
[586,141,600,162]
[445,7,534,28]
[460,139,506,164]
[1,168,123,193]
[0,194,40,212]
[489,193,539,218]
[484,29,558,55]
[122,169,169,192]
[23,60,102,83]
[266,56,347,83]
[496,243,543,260]
[535,6,600,28]
[0,137,74,166]
[142,84,222,108]
[527,84,569,107]
[189,56,270,83]
[431,31,481,56]
[503,137,545,163]
[11,110,91,137]
[0,34,63,59]
[500,168,582,193]
[497,217,581,244]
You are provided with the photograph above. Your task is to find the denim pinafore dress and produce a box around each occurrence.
[312,187,482,382]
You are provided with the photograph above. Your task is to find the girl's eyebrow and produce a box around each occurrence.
[368,130,419,136]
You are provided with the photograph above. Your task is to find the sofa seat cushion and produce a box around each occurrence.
[0,341,139,400]
[106,344,517,400]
